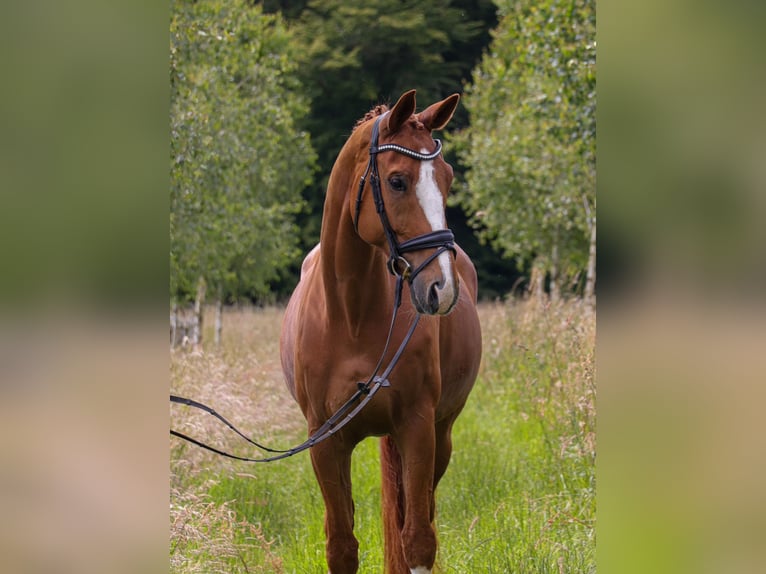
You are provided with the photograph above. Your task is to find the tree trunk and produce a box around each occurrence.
[550,243,560,302]
[214,285,223,347]
[170,301,178,347]
[585,217,596,308]
[583,195,596,309]
[192,276,206,347]
[528,257,546,303]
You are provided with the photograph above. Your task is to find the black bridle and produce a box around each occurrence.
[170,112,457,462]
[354,112,456,281]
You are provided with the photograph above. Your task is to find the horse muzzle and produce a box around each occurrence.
[411,272,459,316]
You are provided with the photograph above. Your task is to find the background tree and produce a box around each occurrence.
[170,0,315,342]
[260,0,511,299]
[453,0,595,301]
[294,0,495,247]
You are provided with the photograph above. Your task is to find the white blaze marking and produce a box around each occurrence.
[415,152,455,312]
[410,568,431,574]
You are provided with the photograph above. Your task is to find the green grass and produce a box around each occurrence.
[170,299,595,573]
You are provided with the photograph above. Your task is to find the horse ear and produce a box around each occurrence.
[386,90,417,134]
[418,93,460,132]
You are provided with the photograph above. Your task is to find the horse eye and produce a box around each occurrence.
[388,176,407,193]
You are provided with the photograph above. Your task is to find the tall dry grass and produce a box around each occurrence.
[439,298,595,572]
[170,306,305,573]
[170,307,303,472]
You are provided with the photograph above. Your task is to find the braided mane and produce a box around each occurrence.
[352,104,390,132]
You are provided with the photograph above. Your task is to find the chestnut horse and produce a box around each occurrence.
[280,90,482,574]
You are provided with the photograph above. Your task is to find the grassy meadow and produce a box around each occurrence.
[170,299,595,573]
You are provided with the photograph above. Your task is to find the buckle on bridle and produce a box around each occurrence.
[388,255,412,280]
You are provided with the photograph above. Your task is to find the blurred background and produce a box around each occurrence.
[1,0,764,572]
[598,2,766,573]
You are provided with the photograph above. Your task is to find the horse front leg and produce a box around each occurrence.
[397,414,438,573]
[430,417,455,523]
[310,437,359,574]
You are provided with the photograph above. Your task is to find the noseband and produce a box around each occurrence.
[354,113,456,281]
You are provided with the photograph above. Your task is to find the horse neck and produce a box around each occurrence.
[319,148,394,334]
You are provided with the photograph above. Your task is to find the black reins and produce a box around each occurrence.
[170,111,456,463]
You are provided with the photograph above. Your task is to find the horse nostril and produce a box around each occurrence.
[427,283,440,314]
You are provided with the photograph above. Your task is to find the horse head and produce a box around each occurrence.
[352,89,461,315]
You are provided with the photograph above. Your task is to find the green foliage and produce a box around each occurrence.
[295,0,485,103]
[170,0,316,303]
[438,301,595,571]
[454,0,596,292]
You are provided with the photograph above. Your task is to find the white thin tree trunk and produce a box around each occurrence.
[529,257,546,303]
[192,276,206,347]
[585,221,597,308]
[170,301,178,347]
[550,243,560,302]
[581,195,596,308]
[214,286,223,347]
